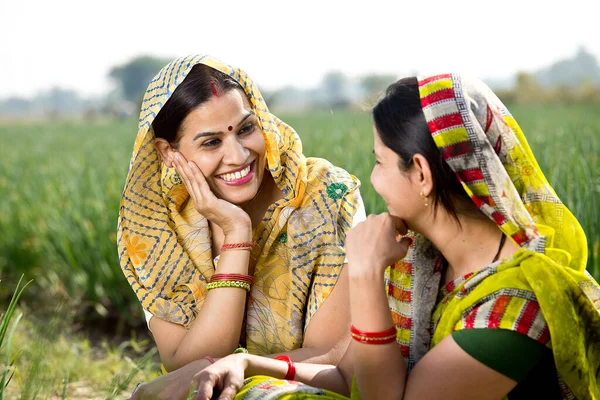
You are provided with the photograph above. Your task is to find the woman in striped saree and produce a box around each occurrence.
[186,74,600,400]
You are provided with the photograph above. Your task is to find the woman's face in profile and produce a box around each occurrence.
[370,127,421,224]
[176,89,267,205]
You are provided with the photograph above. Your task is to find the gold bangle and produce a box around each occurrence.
[350,333,397,342]
[206,280,251,292]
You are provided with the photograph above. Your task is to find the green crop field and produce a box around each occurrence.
[0,104,598,398]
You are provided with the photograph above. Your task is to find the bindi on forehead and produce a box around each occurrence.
[228,126,233,131]
[210,81,220,97]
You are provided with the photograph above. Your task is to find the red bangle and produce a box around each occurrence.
[210,273,253,285]
[350,325,397,345]
[221,241,256,251]
[350,325,396,338]
[274,355,296,380]
[351,333,396,345]
[204,356,215,364]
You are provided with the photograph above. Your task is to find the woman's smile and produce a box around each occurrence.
[215,160,256,186]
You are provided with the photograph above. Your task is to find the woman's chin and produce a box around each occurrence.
[217,187,259,207]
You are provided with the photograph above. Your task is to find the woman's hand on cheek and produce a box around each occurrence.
[345,213,411,278]
[172,152,251,236]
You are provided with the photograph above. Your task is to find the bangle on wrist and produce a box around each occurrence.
[350,324,397,345]
[204,355,215,364]
[233,347,249,354]
[206,281,251,292]
[221,241,256,252]
[211,273,253,285]
[274,355,296,380]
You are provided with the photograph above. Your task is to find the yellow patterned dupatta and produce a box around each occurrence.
[117,55,361,354]
[386,74,600,399]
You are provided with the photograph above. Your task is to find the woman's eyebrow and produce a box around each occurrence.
[192,112,254,141]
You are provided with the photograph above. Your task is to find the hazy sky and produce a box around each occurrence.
[1,0,598,98]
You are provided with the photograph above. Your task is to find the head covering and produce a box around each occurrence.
[386,74,599,398]
[117,55,361,354]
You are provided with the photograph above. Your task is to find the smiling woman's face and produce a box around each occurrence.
[174,88,267,206]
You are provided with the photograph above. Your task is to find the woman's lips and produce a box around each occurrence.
[215,161,255,186]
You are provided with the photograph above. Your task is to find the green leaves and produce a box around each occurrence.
[0,275,31,400]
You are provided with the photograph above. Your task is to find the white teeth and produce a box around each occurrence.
[219,164,251,182]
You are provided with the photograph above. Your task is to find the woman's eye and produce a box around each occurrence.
[239,123,255,135]
[202,139,221,148]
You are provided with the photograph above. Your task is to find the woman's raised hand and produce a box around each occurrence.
[172,152,251,237]
[345,213,411,277]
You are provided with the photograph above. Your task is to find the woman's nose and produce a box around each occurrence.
[223,138,249,165]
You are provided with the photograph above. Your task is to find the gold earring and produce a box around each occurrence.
[420,191,429,207]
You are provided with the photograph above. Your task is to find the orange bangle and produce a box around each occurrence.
[221,241,256,251]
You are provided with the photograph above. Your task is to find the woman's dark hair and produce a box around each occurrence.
[152,64,243,146]
[372,77,473,221]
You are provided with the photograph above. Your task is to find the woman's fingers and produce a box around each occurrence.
[390,214,408,236]
[187,161,213,200]
[346,213,411,271]
[216,372,243,400]
[217,385,238,400]
[173,153,204,202]
[193,373,216,400]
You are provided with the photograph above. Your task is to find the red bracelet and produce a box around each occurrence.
[350,325,396,338]
[274,355,296,380]
[350,325,397,345]
[210,273,253,285]
[204,355,215,364]
[221,241,256,251]
[351,333,396,345]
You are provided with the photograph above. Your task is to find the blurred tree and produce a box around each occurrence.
[109,56,171,105]
[515,72,545,103]
[0,97,32,116]
[577,78,600,103]
[321,71,352,109]
[39,87,83,115]
[536,47,600,88]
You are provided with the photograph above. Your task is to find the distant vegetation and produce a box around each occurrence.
[2,47,600,119]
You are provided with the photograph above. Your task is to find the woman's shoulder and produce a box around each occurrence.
[305,157,360,194]
[453,271,549,346]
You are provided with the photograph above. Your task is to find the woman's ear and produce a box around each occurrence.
[154,138,175,168]
[412,154,433,198]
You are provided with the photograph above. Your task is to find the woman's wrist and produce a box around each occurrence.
[223,226,252,243]
[347,261,387,282]
[239,353,254,377]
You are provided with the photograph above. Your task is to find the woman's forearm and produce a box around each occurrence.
[349,269,406,400]
[243,354,350,396]
[166,230,252,370]
[267,332,350,365]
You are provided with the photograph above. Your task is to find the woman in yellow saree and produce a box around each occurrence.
[187,74,600,400]
[119,55,366,398]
